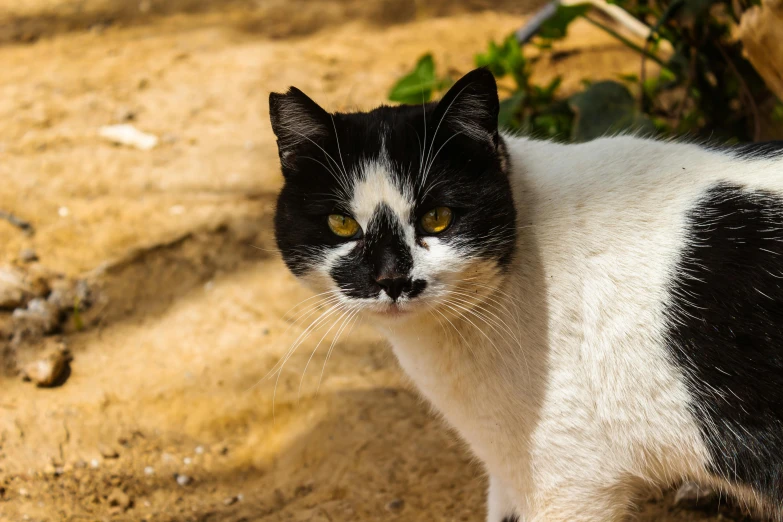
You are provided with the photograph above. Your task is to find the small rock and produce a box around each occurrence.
[223,496,238,506]
[674,481,716,509]
[237,493,244,502]
[99,124,158,151]
[99,445,119,459]
[90,459,100,469]
[144,466,155,475]
[18,487,29,497]
[183,457,192,466]
[0,267,30,309]
[13,297,60,337]
[58,206,70,217]
[19,249,38,263]
[21,342,69,387]
[175,474,191,487]
[386,499,405,512]
[194,446,204,455]
[107,488,131,510]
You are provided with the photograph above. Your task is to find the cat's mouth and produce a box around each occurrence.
[368,301,414,318]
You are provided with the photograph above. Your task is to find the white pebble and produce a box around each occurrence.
[99,124,158,150]
[144,466,155,475]
[58,206,70,217]
[176,474,191,486]
[195,446,204,455]
[237,493,244,502]
[90,459,100,469]
[183,457,192,465]
[19,487,29,497]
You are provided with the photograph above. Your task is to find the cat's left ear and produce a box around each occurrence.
[269,87,331,169]
[433,67,499,147]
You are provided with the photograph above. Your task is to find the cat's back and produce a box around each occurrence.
[507,135,783,233]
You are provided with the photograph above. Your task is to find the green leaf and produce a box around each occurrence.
[773,101,783,123]
[475,34,529,90]
[388,54,438,104]
[538,3,590,40]
[498,91,526,129]
[568,80,655,142]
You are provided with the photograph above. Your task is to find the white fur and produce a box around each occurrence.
[304,135,783,520]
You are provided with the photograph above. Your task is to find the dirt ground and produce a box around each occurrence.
[0,1,765,521]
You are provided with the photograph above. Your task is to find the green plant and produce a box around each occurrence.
[387,54,452,105]
[389,0,779,143]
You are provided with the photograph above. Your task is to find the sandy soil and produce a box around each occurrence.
[0,1,763,521]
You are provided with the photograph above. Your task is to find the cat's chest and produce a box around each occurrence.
[385,322,525,464]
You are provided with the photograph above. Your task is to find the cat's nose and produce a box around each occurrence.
[376,276,412,301]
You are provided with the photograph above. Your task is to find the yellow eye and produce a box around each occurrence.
[328,214,361,238]
[420,206,453,234]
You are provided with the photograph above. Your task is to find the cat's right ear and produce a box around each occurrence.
[269,87,331,170]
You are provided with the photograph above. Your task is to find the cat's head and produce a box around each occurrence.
[269,68,516,321]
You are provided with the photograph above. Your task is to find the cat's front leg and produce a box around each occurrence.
[525,478,635,522]
[487,474,522,522]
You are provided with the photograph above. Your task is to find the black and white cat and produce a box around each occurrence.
[269,68,783,521]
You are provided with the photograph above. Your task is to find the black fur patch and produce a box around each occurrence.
[271,68,517,299]
[501,515,520,522]
[665,183,783,502]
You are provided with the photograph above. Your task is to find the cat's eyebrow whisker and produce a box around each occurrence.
[421,82,473,189]
[422,131,463,184]
[421,96,428,178]
[280,125,352,192]
[330,114,349,183]
[300,156,352,200]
